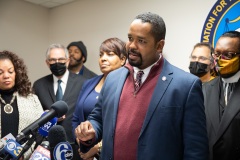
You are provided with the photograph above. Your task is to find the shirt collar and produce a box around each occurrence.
[133,54,162,80]
[53,70,69,84]
[222,70,240,83]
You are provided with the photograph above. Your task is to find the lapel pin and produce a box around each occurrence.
[162,76,167,81]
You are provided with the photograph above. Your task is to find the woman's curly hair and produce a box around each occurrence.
[0,50,32,97]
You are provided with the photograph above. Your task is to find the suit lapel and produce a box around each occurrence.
[47,75,56,102]
[63,73,75,100]
[139,60,173,137]
[205,78,222,135]
[112,69,129,132]
[215,80,240,142]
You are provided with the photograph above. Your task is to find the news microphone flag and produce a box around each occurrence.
[38,111,57,137]
[29,145,50,160]
[53,142,73,160]
[1,139,23,159]
[1,133,15,145]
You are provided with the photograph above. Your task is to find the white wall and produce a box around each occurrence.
[0,0,216,83]
[0,0,49,83]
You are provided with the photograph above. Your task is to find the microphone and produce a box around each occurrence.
[32,111,57,150]
[16,101,68,144]
[0,134,23,160]
[41,141,50,150]
[1,139,23,159]
[48,125,73,160]
[29,141,50,160]
[38,111,58,137]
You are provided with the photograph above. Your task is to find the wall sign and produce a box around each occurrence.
[201,0,240,47]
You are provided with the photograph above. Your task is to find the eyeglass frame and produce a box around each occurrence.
[212,52,240,60]
[47,57,68,64]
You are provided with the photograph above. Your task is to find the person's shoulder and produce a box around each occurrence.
[168,62,198,81]
[87,75,102,82]
[203,76,219,87]
[17,92,38,101]
[83,75,103,87]
[34,74,52,83]
[69,71,87,81]
[84,66,97,76]
[108,66,127,76]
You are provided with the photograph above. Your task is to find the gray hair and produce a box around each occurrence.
[191,42,214,64]
[46,44,69,59]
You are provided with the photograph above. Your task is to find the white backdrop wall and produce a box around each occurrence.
[0,0,50,82]
[0,0,215,83]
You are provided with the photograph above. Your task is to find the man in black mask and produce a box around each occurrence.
[33,44,86,160]
[189,42,215,83]
[202,31,240,160]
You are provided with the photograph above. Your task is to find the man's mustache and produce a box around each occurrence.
[128,49,141,56]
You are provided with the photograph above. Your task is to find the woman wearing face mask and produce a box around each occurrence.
[72,37,127,160]
[189,42,216,83]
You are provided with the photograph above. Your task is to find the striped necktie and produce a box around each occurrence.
[134,71,144,91]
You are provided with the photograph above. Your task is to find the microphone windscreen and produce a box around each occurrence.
[51,101,68,118]
[48,125,67,148]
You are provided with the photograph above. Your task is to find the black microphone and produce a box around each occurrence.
[48,125,73,160]
[16,101,68,144]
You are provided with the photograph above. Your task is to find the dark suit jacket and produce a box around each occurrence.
[79,65,97,79]
[33,72,86,143]
[86,59,209,160]
[203,77,240,160]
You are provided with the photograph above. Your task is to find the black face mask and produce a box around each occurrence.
[189,61,209,77]
[50,63,67,77]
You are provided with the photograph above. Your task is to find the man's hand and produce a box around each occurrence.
[57,115,66,122]
[75,121,95,142]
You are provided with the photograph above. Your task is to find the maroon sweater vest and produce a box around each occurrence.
[114,58,163,160]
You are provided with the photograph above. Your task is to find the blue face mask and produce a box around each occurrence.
[50,63,66,76]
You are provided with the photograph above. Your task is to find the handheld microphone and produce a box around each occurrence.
[41,141,50,150]
[16,101,68,144]
[0,139,23,160]
[38,111,58,137]
[0,133,16,159]
[29,141,50,160]
[48,125,73,160]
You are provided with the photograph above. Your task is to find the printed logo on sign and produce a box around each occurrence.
[200,0,240,47]
[53,142,73,160]
[31,153,49,160]
[5,139,23,157]
[6,141,17,151]
[38,112,57,137]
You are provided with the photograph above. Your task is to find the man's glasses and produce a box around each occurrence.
[189,55,211,62]
[212,52,239,60]
[48,58,67,64]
